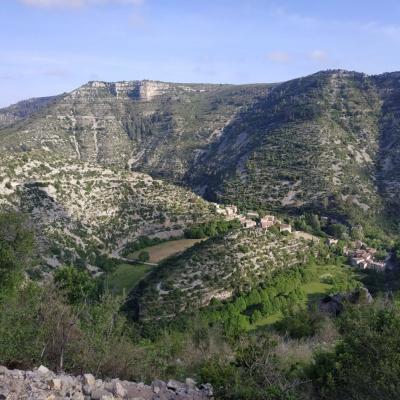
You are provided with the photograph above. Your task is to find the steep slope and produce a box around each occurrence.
[0,151,217,272]
[0,80,268,180]
[189,71,384,226]
[1,71,400,229]
[372,72,400,220]
[135,228,317,320]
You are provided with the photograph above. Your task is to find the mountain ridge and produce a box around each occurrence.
[2,69,400,230]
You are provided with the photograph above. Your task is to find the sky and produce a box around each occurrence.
[1,0,400,107]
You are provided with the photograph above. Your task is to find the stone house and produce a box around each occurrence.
[279,224,292,233]
[225,205,238,217]
[243,219,257,229]
[260,215,275,229]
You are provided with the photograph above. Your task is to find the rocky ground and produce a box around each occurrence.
[0,365,213,400]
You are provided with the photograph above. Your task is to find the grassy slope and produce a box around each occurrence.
[106,263,153,294]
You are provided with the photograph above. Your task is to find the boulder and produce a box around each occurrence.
[167,379,184,391]
[112,381,127,398]
[91,389,110,400]
[38,365,50,374]
[185,378,196,389]
[83,373,96,386]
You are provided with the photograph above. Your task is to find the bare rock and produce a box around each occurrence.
[83,373,96,386]
[112,381,127,398]
[83,384,93,395]
[167,380,184,391]
[38,365,50,374]
[48,378,62,390]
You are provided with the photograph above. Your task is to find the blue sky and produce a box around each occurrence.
[1,0,400,107]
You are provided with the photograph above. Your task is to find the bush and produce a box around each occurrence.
[138,251,150,262]
[184,219,241,239]
[275,309,323,339]
[310,303,400,399]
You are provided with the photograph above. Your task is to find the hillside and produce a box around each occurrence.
[0,95,62,129]
[0,152,217,274]
[135,228,318,320]
[0,80,268,179]
[1,71,400,230]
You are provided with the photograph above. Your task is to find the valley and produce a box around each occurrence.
[1,69,400,400]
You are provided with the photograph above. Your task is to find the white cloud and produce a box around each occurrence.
[21,0,144,8]
[266,51,292,64]
[309,50,328,62]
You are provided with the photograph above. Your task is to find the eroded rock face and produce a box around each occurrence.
[0,365,213,400]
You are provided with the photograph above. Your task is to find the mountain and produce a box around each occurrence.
[0,151,217,273]
[1,70,400,230]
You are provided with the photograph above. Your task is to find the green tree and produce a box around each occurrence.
[310,303,400,400]
[54,266,97,305]
[138,251,150,262]
[0,212,34,293]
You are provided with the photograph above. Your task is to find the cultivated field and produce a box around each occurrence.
[127,238,205,263]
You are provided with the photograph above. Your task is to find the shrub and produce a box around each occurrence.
[138,251,150,262]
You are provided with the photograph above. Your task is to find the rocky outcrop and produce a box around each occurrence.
[0,365,213,400]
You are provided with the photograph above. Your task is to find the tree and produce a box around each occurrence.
[306,213,321,233]
[310,303,400,400]
[54,266,97,305]
[328,223,348,239]
[138,251,150,262]
[0,212,35,293]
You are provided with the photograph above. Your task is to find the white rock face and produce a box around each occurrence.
[137,80,171,101]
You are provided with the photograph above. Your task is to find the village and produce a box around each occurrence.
[345,241,388,271]
[215,203,293,233]
[215,203,390,272]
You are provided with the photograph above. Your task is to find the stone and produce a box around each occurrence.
[91,389,110,400]
[152,379,166,393]
[83,373,96,386]
[153,386,160,394]
[72,393,85,400]
[185,378,196,389]
[82,384,92,395]
[48,378,62,390]
[200,383,213,397]
[96,379,104,387]
[0,365,212,400]
[38,365,50,374]
[167,379,184,391]
[112,381,127,398]
[0,366,8,375]
[100,395,115,400]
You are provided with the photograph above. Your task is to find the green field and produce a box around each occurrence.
[106,263,153,294]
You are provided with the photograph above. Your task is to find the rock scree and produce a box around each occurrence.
[0,365,213,400]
